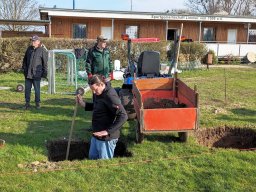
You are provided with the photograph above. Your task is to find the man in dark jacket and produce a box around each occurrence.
[76,75,128,160]
[86,35,113,86]
[22,35,48,109]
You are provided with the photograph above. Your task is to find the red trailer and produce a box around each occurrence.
[132,77,199,143]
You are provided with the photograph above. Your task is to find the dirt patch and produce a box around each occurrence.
[18,160,61,172]
[46,138,132,162]
[195,127,256,149]
[144,98,186,109]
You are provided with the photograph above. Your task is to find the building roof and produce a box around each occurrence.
[39,7,256,23]
[0,19,50,26]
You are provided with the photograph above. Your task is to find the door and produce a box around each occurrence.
[227,29,237,43]
[167,29,177,41]
[101,27,112,40]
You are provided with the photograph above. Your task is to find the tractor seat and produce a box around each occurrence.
[137,51,160,77]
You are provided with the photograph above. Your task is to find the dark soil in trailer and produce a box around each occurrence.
[144,98,186,109]
[46,139,132,162]
[195,127,256,149]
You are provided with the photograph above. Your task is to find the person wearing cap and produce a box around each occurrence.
[22,35,48,109]
[86,35,113,87]
[76,74,128,160]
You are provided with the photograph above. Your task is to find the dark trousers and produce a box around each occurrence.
[25,78,41,103]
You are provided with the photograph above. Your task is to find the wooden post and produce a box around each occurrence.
[224,68,227,104]
[66,102,78,160]
[173,23,183,100]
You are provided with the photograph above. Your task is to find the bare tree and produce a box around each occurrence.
[185,0,256,15]
[0,0,39,31]
[221,0,256,15]
[170,9,193,14]
[184,0,222,14]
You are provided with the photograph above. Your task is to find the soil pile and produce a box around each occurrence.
[144,98,186,109]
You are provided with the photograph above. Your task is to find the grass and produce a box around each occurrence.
[0,68,256,191]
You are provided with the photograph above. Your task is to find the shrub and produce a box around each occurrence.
[168,41,208,62]
[0,38,169,72]
[221,54,241,65]
[168,41,208,69]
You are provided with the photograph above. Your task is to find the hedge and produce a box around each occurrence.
[0,37,169,72]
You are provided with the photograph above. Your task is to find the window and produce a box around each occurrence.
[248,29,256,42]
[125,25,139,39]
[73,24,86,39]
[203,28,216,42]
[101,27,112,40]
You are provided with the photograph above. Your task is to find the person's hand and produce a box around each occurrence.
[76,94,85,107]
[93,130,108,137]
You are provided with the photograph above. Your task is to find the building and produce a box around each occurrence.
[39,7,256,44]
[0,19,50,38]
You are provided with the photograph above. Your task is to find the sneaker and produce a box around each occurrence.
[36,103,41,109]
[24,102,31,110]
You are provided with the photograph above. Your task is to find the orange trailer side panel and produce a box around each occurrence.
[142,108,197,131]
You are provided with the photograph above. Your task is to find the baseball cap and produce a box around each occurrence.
[97,35,108,42]
[31,35,40,41]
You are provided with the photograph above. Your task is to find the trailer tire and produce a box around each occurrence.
[119,88,136,120]
[178,132,188,142]
[136,122,144,144]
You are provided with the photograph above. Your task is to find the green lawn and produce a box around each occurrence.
[0,68,256,192]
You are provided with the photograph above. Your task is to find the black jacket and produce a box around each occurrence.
[85,86,128,141]
[22,45,48,80]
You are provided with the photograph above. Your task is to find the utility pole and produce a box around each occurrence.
[73,0,75,9]
[131,0,133,11]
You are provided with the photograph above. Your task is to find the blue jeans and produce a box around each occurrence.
[25,79,41,103]
[89,137,118,160]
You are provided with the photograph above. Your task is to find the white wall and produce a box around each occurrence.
[206,43,256,57]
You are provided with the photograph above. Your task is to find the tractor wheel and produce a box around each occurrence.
[119,88,136,120]
[16,84,24,92]
[178,132,188,142]
[76,87,85,96]
[135,121,144,144]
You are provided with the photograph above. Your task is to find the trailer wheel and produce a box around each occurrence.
[16,84,24,92]
[178,132,188,142]
[135,122,144,144]
[119,89,136,120]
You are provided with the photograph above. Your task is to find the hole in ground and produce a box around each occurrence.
[46,139,132,162]
[195,127,256,149]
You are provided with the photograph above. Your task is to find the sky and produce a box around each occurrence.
[37,0,186,12]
